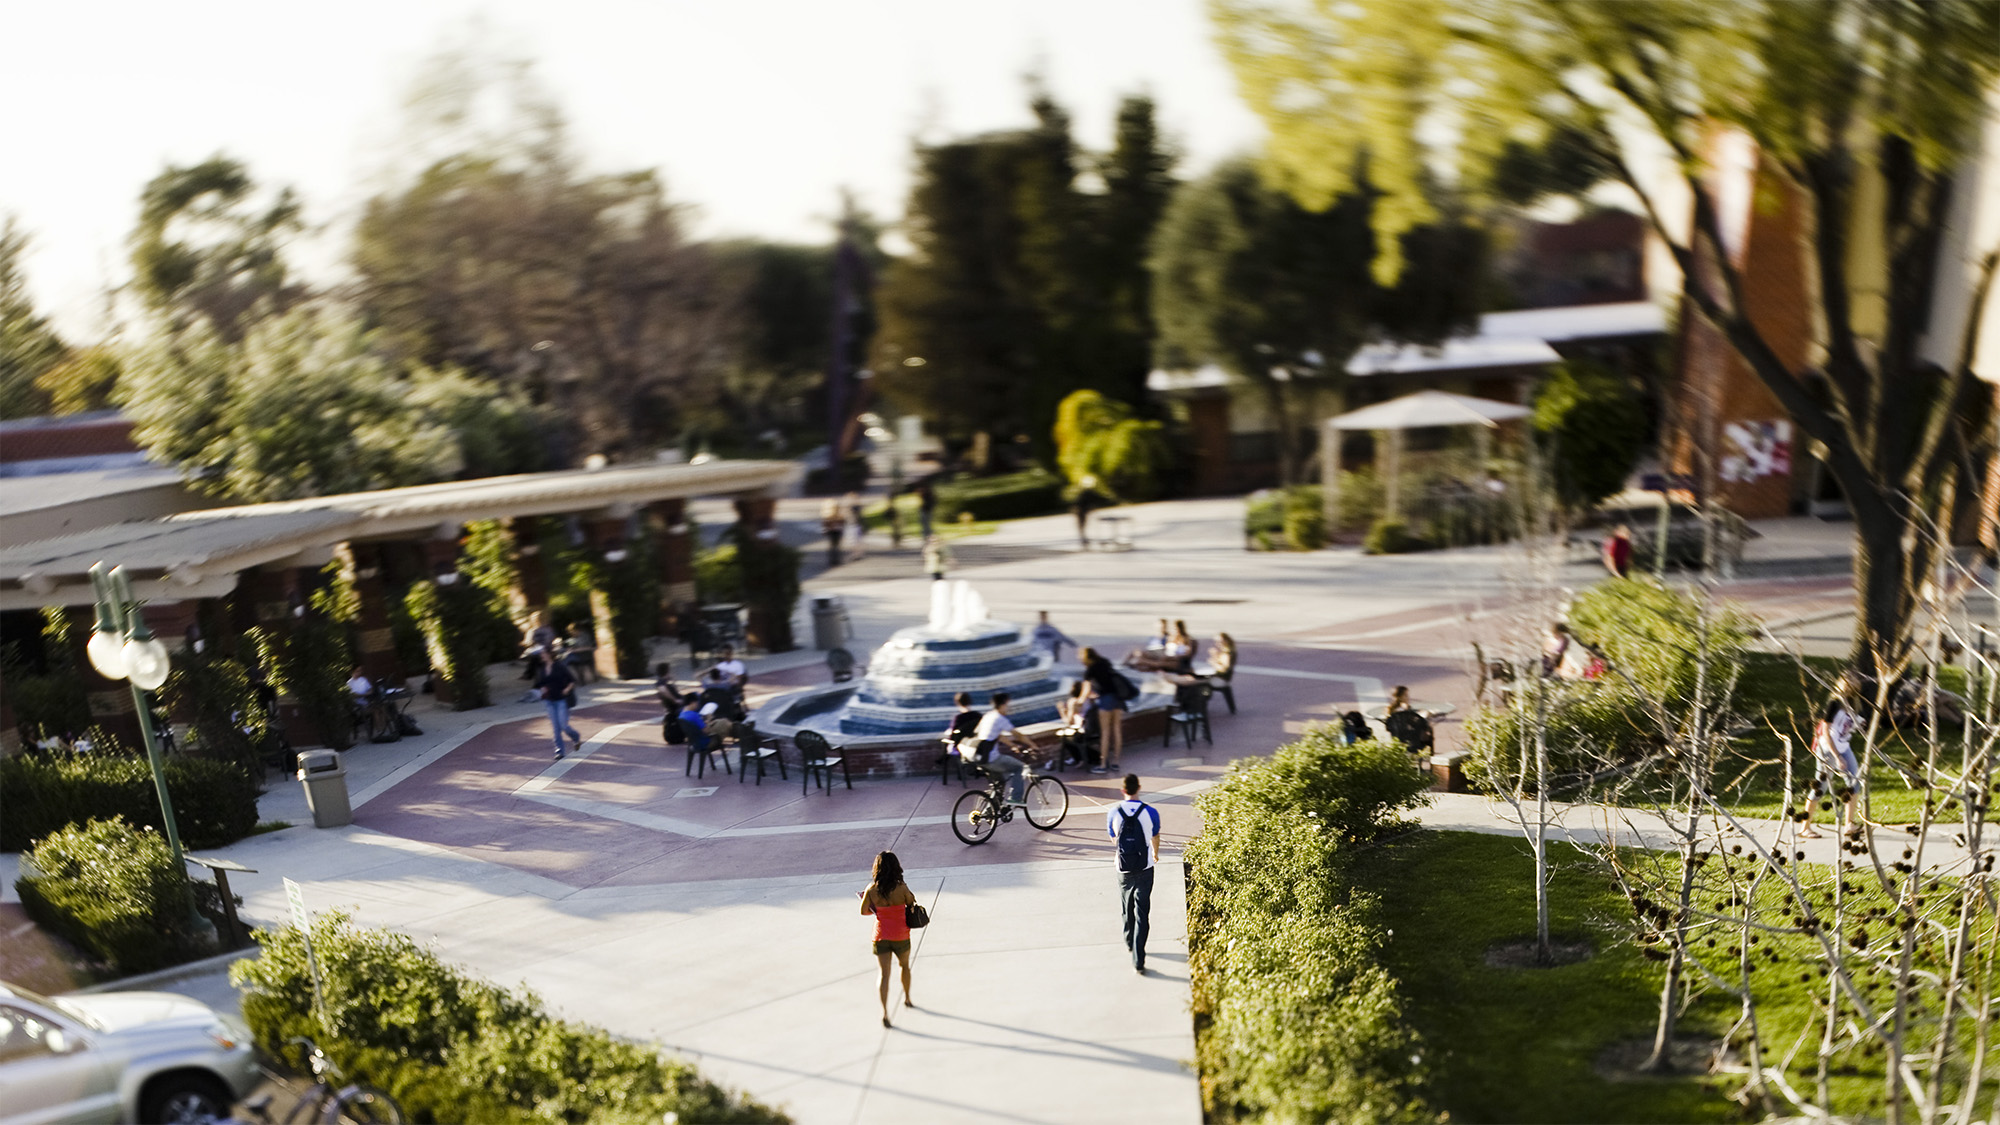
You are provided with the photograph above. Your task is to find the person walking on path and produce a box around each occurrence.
[860,850,918,1027]
[1071,479,1107,550]
[1108,774,1162,973]
[1602,525,1634,578]
[533,651,583,760]
[1800,691,1862,840]
[821,498,844,568]
[916,480,937,539]
[1080,647,1129,773]
[922,535,953,582]
[845,491,868,559]
[1030,610,1077,663]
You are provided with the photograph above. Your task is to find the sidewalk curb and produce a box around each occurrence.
[70,947,258,995]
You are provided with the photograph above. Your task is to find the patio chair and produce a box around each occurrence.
[1164,681,1214,749]
[936,736,969,786]
[1205,633,1238,714]
[735,721,787,785]
[794,728,852,796]
[684,723,732,779]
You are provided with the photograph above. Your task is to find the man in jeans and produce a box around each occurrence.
[1107,773,1161,973]
[974,692,1037,804]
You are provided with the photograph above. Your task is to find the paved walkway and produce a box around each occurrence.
[5,498,1893,1124]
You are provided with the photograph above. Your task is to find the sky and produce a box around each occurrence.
[1,0,1266,339]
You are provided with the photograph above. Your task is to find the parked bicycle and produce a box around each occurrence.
[952,760,1069,844]
[232,1037,405,1124]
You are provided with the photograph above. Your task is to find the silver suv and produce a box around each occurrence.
[0,981,259,1125]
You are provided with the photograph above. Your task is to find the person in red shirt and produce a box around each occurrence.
[860,851,919,1027]
[1602,525,1635,578]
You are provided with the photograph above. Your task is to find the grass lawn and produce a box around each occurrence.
[1352,830,1737,1123]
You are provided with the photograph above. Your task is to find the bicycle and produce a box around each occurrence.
[234,1037,405,1124]
[952,758,1069,844]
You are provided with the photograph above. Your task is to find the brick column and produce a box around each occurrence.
[508,517,551,622]
[338,542,402,686]
[651,499,695,635]
[733,496,794,653]
[583,516,630,680]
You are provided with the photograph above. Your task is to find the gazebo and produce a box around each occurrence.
[1320,390,1533,525]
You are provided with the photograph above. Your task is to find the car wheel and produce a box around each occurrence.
[140,1072,233,1124]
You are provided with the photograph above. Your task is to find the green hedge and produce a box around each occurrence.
[232,914,788,1125]
[1244,486,1326,551]
[935,468,1065,522]
[15,817,209,974]
[0,750,258,852]
[1186,728,1434,1123]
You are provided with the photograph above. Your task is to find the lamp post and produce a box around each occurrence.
[84,562,185,870]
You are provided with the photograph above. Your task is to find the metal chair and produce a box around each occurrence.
[794,728,851,796]
[1164,682,1214,749]
[827,647,856,683]
[736,721,787,785]
[936,737,968,786]
[684,723,732,779]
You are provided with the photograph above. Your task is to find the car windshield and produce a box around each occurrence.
[1,983,104,1030]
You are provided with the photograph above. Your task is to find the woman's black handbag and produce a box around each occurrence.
[905,903,930,929]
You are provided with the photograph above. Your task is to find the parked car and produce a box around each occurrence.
[0,980,258,1125]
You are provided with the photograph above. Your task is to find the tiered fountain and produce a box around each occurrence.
[753,581,1068,770]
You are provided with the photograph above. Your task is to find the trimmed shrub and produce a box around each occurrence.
[1186,729,1433,1123]
[232,914,788,1125]
[15,816,209,974]
[1460,682,1659,791]
[0,749,259,852]
[1568,577,1754,703]
[1243,489,1285,550]
[4,672,93,744]
[1282,487,1327,550]
[1363,517,1424,555]
[935,468,1065,522]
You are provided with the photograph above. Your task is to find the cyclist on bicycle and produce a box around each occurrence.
[973,692,1037,805]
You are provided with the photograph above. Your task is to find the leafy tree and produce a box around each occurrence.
[1053,389,1169,500]
[119,305,539,501]
[1149,159,1486,483]
[0,217,64,419]
[873,91,1176,461]
[1210,0,2000,670]
[353,152,724,463]
[705,237,837,453]
[35,348,122,415]
[128,156,302,341]
[1532,359,1649,512]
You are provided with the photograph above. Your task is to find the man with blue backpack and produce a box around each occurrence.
[1106,773,1162,974]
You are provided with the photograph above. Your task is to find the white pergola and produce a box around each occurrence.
[1320,390,1533,525]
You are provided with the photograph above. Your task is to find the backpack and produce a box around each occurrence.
[1112,671,1140,702]
[662,713,687,745]
[1116,803,1152,872]
[1341,711,1372,744]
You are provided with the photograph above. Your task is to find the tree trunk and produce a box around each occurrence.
[1265,380,1299,486]
[1845,481,1933,677]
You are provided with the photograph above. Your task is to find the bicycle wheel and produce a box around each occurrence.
[1023,775,1069,829]
[952,789,1000,845]
[324,1083,406,1124]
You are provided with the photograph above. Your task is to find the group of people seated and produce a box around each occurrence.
[519,611,600,686]
[1124,618,1200,676]
[656,647,750,751]
[941,690,1047,803]
[346,664,416,740]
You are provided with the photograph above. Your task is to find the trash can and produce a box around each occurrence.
[296,749,352,829]
[811,595,852,651]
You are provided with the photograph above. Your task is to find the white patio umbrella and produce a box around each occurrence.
[1321,391,1533,524]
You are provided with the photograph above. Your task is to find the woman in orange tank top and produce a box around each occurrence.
[860,850,918,1027]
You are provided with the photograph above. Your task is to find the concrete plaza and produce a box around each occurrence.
[6,499,1891,1124]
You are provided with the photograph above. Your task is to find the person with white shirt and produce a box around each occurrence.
[1801,692,1862,839]
[1107,773,1162,973]
[974,692,1037,804]
[346,667,373,699]
[708,645,747,691]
